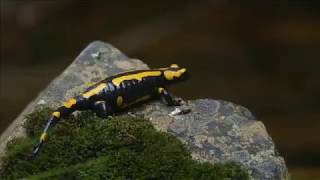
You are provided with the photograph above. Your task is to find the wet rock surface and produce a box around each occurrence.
[0,41,288,179]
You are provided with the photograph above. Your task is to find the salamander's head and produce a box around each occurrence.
[162,64,189,84]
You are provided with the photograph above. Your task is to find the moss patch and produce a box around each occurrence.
[0,108,249,179]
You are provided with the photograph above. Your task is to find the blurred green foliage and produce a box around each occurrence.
[0,108,249,179]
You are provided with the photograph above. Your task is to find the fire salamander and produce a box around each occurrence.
[32,64,189,156]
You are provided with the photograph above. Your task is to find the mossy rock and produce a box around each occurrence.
[0,108,249,179]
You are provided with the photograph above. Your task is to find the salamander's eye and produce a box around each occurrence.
[170,64,179,68]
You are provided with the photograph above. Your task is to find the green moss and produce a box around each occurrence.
[0,108,249,179]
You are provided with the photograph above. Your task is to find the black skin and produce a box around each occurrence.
[32,67,189,157]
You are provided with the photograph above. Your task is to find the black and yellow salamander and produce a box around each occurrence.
[32,64,189,156]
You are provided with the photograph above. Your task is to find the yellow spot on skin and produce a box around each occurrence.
[112,71,161,86]
[170,64,179,68]
[164,71,175,80]
[83,83,107,98]
[158,87,164,94]
[40,133,48,141]
[164,68,186,80]
[179,68,186,73]
[117,96,124,107]
[52,111,60,118]
[64,98,77,108]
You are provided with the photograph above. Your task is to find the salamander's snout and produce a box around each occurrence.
[178,67,189,81]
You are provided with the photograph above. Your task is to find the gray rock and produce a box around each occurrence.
[0,41,288,180]
[135,100,288,180]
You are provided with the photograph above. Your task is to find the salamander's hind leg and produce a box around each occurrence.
[157,87,182,106]
[92,101,112,118]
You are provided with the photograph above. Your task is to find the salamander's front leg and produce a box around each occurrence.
[158,87,181,106]
[92,101,112,118]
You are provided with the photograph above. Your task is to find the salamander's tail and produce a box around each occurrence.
[31,97,84,158]
[32,140,44,157]
[31,110,61,157]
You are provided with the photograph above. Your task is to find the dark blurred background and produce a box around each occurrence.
[1,0,320,179]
